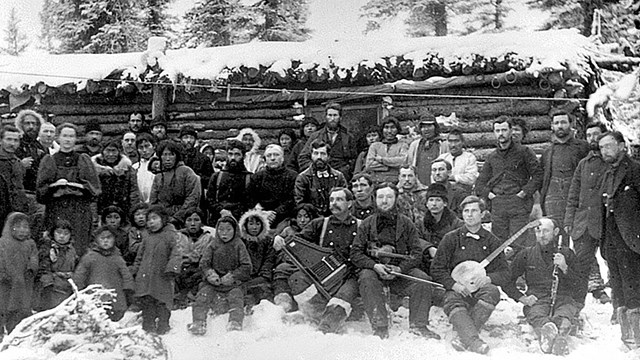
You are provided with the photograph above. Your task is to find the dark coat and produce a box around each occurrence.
[248,166,298,227]
[294,165,347,216]
[430,226,510,290]
[15,137,47,193]
[298,126,357,179]
[37,235,78,309]
[503,241,580,302]
[600,154,640,257]
[73,244,134,313]
[422,208,464,247]
[149,162,201,222]
[239,209,275,281]
[0,148,28,213]
[475,141,543,199]
[0,213,39,313]
[95,155,142,217]
[563,151,608,240]
[350,212,423,274]
[183,147,214,192]
[131,223,182,307]
[206,164,252,222]
[539,136,589,213]
[298,214,360,261]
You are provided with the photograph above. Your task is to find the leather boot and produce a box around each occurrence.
[617,306,635,348]
[318,305,348,334]
[470,300,495,331]
[626,308,640,350]
[449,308,489,354]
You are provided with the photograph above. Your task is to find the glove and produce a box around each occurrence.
[220,273,235,286]
[206,269,220,285]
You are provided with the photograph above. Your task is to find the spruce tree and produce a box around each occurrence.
[2,8,29,56]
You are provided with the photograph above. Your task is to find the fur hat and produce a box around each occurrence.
[238,205,271,242]
[85,122,102,134]
[179,125,197,138]
[426,183,448,203]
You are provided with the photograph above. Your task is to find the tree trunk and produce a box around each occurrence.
[429,2,448,36]
[495,0,503,30]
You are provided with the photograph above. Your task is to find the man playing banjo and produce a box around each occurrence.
[431,195,510,354]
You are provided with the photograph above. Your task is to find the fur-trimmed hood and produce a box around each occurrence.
[14,109,45,134]
[238,205,271,242]
[236,128,261,153]
[1,212,30,241]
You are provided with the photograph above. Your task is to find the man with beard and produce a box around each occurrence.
[275,187,360,333]
[540,110,589,224]
[0,125,28,214]
[396,165,429,235]
[77,122,103,157]
[366,117,409,184]
[14,110,47,194]
[150,115,169,143]
[298,103,357,180]
[206,140,252,224]
[92,138,141,217]
[180,125,214,191]
[131,133,156,203]
[295,140,347,216]
[38,122,59,155]
[431,196,509,354]
[121,132,139,164]
[436,129,479,191]
[350,172,375,220]
[598,131,640,349]
[431,159,469,216]
[128,112,148,134]
[247,144,298,228]
[475,116,542,252]
[406,113,448,185]
[350,183,440,340]
[564,122,610,305]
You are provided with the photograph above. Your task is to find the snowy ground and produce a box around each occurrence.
[160,289,636,360]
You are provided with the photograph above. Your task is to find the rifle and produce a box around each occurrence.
[549,235,563,317]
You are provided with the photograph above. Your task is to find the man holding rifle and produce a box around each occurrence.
[503,217,580,355]
[350,183,440,340]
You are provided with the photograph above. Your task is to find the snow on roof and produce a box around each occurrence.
[0,29,597,92]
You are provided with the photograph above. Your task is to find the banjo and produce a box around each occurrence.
[451,219,541,293]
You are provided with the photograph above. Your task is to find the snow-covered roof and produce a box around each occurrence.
[0,29,600,92]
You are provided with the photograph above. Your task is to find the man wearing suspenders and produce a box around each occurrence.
[274,187,360,333]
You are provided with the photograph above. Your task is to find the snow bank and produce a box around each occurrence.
[0,30,596,91]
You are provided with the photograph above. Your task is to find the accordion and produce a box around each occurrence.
[282,235,349,299]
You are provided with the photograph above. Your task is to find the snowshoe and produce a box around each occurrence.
[409,325,441,340]
[539,322,558,354]
[187,321,207,336]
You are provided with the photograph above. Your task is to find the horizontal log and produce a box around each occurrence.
[170,107,299,120]
[472,142,547,162]
[39,103,152,116]
[463,130,551,148]
[390,99,552,119]
[398,116,551,134]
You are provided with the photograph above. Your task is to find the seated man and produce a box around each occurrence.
[350,172,375,220]
[430,158,469,216]
[503,218,581,355]
[431,196,509,354]
[274,187,360,333]
[350,183,440,340]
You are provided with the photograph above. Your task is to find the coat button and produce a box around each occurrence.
[352,232,357,236]
[329,230,333,233]
[329,242,334,246]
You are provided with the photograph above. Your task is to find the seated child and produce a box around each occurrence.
[0,212,38,335]
[37,219,78,310]
[188,214,251,335]
[175,208,215,308]
[73,226,134,321]
[131,205,182,334]
[126,203,149,268]
[101,205,129,257]
[238,206,275,309]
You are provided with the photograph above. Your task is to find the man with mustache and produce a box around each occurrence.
[564,122,610,306]
[77,122,103,157]
[598,131,640,349]
[298,103,357,180]
[277,187,360,334]
[206,139,252,224]
[14,110,47,194]
[540,110,589,225]
[295,140,347,216]
[475,116,543,253]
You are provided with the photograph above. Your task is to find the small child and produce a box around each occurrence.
[238,207,275,309]
[187,214,251,335]
[0,212,38,335]
[73,226,134,321]
[126,203,149,268]
[131,205,182,334]
[175,208,215,309]
[37,219,78,310]
[101,205,129,255]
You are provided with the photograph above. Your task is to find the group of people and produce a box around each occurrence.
[0,102,637,356]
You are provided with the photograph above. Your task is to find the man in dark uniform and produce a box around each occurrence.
[598,131,640,349]
[350,172,375,220]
